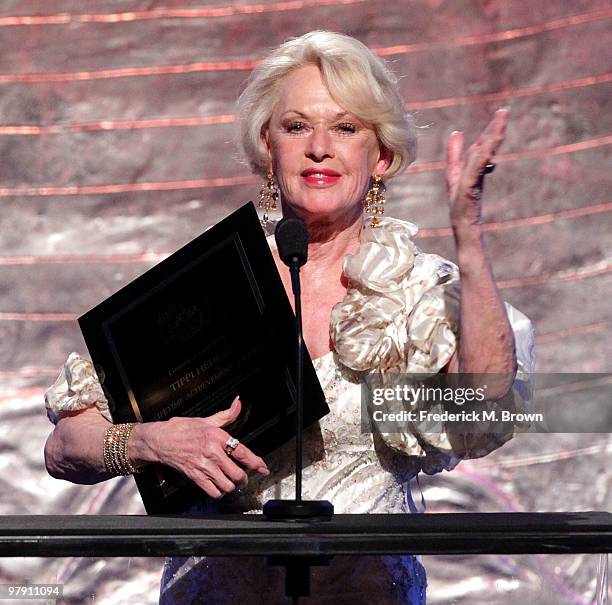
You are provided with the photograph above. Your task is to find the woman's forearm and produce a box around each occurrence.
[44,398,270,496]
[454,225,517,383]
[44,407,114,484]
[44,407,156,484]
[443,108,516,389]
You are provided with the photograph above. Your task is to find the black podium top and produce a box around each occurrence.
[1,512,610,557]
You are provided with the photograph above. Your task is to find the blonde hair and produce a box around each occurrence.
[237,31,416,178]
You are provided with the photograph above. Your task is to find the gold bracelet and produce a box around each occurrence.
[103,423,143,476]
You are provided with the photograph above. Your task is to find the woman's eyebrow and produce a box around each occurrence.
[280,110,352,120]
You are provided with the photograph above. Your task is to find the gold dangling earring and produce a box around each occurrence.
[364,175,386,228]
[258,171,280,228]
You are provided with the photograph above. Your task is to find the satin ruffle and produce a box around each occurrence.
[331,216,460,374]
[45,352,111,424]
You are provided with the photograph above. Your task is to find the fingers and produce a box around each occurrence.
[477,107,508,157]
[170,443,238,500]
[202,396,270,473]
[203,464,238,498]
[205,396,241,428]
[227,441,270,475]
[463,108,508,184]
[192,426,269,499]
[469,108,508,168]
[446,130,464,198]
[216,450,249,487]
[446,130,464,166]
[201,395,270,472]
[154,399,271,500]
[188,441,246,499]
[195,441,266,499]
[200,478,223,499]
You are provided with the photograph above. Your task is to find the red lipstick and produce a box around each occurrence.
[301,168,341,185]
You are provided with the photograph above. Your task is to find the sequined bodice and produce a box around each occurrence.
[190,351,423,517]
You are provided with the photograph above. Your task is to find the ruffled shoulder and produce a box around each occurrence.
[330,216,460,374]
[329,216,536,472]
[44,352,111,424]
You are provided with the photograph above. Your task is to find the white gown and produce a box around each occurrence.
[45,217,535,605]
[159,350,431,604]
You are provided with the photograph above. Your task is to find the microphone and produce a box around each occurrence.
[275,217,308,299]
[275,217,308,268]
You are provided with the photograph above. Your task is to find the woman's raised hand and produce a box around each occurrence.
[445,108,508,231]
[135,397,270,499]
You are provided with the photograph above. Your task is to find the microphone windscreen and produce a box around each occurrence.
[274,218,309,267]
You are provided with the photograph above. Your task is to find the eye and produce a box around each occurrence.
[335,122,357,134]
[285,120,307,133]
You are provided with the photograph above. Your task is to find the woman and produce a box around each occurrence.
[44,31,534,604]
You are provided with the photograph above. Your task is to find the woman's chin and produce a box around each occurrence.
[284,201,361,225]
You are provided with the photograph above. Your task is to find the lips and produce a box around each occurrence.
[300,168,342,185]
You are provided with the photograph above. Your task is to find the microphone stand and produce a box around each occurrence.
[263,252,334,520]
[263,218,334,602]
[292,260,304,505]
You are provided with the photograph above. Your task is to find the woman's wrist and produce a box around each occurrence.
[127,422,162,471]
[102,423,151,475]
[452,220,483,247]
[453,225,492,281]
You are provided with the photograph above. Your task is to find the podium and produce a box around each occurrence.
[1,512,610,556]
[1,512,610,600]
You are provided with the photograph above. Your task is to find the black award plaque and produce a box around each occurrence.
[79,202,329,514]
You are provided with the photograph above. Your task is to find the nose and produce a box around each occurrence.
[306,125,334,162]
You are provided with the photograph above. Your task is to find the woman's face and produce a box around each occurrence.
[263,64,390,225]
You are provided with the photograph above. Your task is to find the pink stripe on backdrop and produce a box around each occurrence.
[1,74,610,136]
[0,0,368,26]
[1,262,610,324]
[0,8,610,82]
[1,137,610,197]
